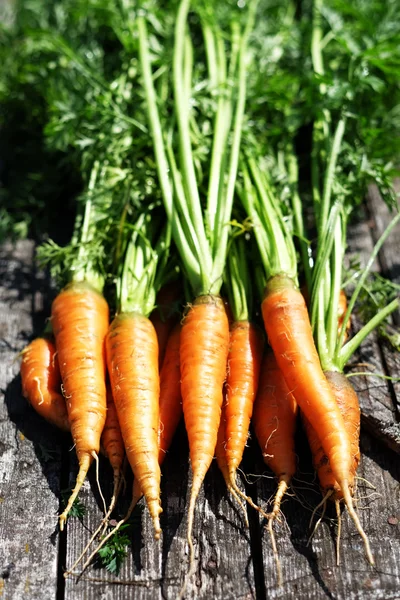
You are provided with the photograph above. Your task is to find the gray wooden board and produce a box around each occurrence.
[0,240,63,600]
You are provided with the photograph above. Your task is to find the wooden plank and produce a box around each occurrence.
[0,241,62,600]
[64,426,256,599]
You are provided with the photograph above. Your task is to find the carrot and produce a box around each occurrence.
[180,295,230,557]
[216,319,265,519]
[215,393,249,526]
[151,282,182,369]
[122,323,183,507]
[106,312,162,539]
[253,350,298,517]
[20,336,69,431]
[302,371,361,563]
[262,275,353,502]
[225,321,264,483]
[252,350,298,584]
[303,371,360,499]
[101,386,125,504]
[53,281,109,530]
[79,323,183,575]
[158,322,183,463]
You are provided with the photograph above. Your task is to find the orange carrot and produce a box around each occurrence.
[252,350,298,585]
[80,323,183,575]
[151,282,182,369]
[20,337,69,431]
[53,281,109,530]
[225,321,264,483]
[215,320,264,520]
[215,393,249,525]
[262,275,353,500]
[302,371,360,501]
[302,371,361,564]
[106,312,162,539]
[102,386,125,495]
[180,295,230,557]
[253,350,298,518]
[158,322,183,464]
[127,323,183,506]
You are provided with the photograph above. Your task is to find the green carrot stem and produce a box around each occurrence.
[206,27,230,240]
[173,0,211,277]
[338,299,399,370]
[287,150,311,290]
[318,117,346,237]
[226,237,251,322]
[137,16,199,281]
[336,211,400,352]
[210,6,257,287]
[310,203,340,330]
[326,216,345,359]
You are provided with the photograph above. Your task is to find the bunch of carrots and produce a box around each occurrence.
[10,0,400,590]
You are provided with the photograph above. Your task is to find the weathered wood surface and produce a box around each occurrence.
[0,240,62,600]
[0,187,399,600]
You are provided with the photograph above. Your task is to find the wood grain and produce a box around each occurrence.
[0,241,63,600]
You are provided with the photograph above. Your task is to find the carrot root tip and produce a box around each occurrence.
[341,482,374,566]
[267,517,283,587]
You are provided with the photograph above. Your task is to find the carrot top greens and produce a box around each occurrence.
[116,208,171,317]
[303,0,400,371]
[138,0,257,298]
[224,236,254,323]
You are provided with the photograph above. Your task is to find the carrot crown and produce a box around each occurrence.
[225,236,253,322]
[239,152,298,286]
[116,209,171,317]
[38,162,110,293]
[138,0,257,298]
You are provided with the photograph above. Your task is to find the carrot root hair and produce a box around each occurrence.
[94,452,107,518]
[178,481,200,600]
[335,499,342,567]
[307,490,332,546]
[225,476,249,528]
[65,468,123,576]
[72,483,141,578]
[59,453,93,531]
[269,479,289,520]
[267,517,282,587]
[228,472,269,522]
[341,482,374,565]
